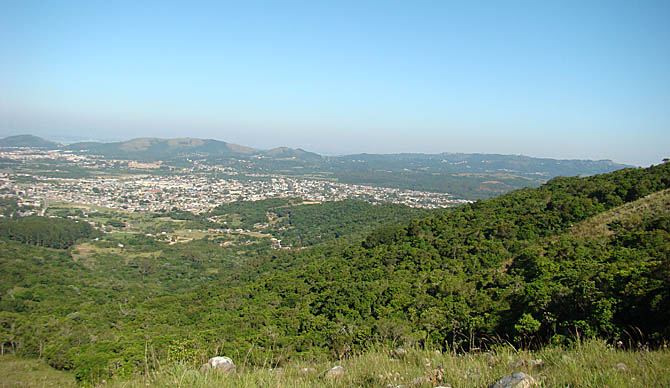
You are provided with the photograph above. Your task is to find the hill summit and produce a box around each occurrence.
[63,137,256,159]
[0,134,60,149]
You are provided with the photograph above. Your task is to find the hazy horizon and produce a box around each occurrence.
[0,131,646,166]
[2,1,668,166]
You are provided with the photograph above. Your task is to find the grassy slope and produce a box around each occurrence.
[3,340,667,387]
[102,340,670,387]
[569,188,670,239]
[0,355,76,388]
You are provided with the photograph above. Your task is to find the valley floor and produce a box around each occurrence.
[3,339,668,388]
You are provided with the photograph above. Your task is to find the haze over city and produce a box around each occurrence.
[1,1,668,166]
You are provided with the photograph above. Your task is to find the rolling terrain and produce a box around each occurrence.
[1,134,632,200]
[0,161,668,384]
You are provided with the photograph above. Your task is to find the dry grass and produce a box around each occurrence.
[0,355,76,388]
[2,340,668,387]
[569,188,670,239]
[98,339,669,388]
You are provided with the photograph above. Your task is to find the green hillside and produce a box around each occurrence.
[62,137,322,162]
[64,137,256,160]
[209,198,431,247]
[326,153,631,199]
[205,162,668,358]
[0,163,668,383]
[0,135,60,149]
[569,188,670,239]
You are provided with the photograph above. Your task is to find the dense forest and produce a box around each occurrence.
[0,162,668,383]
[210,198,430,247]
[0,216,98,249]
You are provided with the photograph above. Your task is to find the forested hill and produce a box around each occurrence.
[212,163,670,343]
[326,153,630,199]
[194,162,669,358]
[0,135,59,149]
[208,198,431,247]
[1,162,668,383]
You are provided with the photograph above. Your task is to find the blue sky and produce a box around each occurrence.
[1,1,668,165]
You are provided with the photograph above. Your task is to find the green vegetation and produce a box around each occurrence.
[210,198,294,227]
[114,339,670,388]
[64,137,256,160]
[0,216,97,249]
[272,200,430,247]
[247,151,630,199]
[0,196,27,217]
[210,198,430,247]
[3,339,668,388]
[0,134,59,149]
[0,163,668,385]
[0,355,76,388]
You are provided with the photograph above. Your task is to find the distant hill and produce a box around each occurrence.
[261,146,322,160]
[194,161,670,359]
[65,137,256,160]
[337,152,629,177]
[0,135,60,149]
[62,136,327,162]
[324,153,631,199]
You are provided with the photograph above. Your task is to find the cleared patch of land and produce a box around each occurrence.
[0,355,76,388]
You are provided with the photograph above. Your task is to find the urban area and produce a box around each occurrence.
[0,148,470,214]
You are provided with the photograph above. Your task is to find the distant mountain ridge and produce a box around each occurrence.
[0,134,321,161]
[1,134,634,199]
[342,152,629,178]
[0,134,629,168]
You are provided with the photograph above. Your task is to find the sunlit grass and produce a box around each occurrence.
[99,339,669,388]
[1,339,668,387]
[0,355,76,388]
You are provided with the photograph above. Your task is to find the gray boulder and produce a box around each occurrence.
[325,365,345,379]
[200,356,235,374]
[488,371,537,388]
